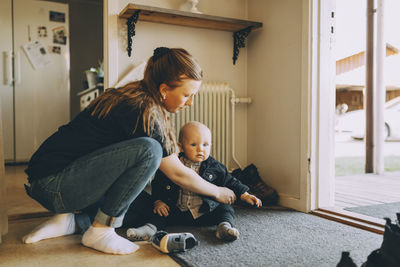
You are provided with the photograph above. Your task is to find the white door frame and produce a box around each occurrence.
[310,0,336,210]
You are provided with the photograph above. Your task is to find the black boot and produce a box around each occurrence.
[361,216,400,267]
[233,164,279,205]
[337,251,357,267]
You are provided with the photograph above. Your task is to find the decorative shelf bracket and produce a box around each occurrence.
[120,4,262,64]
[233,26,252,65]
[126,10,140,57]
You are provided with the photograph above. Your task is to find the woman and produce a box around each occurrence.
[22,47,236,254]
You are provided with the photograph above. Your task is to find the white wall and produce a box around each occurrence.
[247,0,310,209]
[107,0,312,211]
[108,0,250,168]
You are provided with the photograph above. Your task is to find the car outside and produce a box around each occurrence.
[336,96,400,140]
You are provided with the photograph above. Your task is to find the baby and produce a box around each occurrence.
[127,121,262,242]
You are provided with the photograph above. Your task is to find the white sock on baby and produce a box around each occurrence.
[22,213,76,244]
[82,226,139,255]
[216,221,240,241]
[126,223,157,241]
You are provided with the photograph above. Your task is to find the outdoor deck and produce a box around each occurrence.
[335,171,400,208]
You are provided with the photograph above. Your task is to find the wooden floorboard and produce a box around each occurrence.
[5,165,48,216]
[335,172,400,208]
[336,191,400,202]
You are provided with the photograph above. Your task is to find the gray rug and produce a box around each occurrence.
[165,207,382,267]
[345,202,400,222]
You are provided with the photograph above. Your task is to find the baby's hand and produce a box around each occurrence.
[240,192,262,208]
[153,200,170,217]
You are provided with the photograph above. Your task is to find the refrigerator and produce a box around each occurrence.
[0,0,70,163]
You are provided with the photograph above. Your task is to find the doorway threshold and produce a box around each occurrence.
[311,206,385,235]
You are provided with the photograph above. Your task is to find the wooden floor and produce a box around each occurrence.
[2,165,178,266]
[335,171,400,208]
[1,218,178,267]
[5,165,47,216]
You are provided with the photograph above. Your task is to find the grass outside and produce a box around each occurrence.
[335,156,400,176]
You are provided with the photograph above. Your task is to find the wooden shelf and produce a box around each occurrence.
[119,4,262,32]
[119,4,262,64]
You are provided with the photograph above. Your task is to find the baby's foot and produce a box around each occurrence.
[127,223,157,241]
[216,222,239,241]
[82,226,139,254]
[22,213,76,243]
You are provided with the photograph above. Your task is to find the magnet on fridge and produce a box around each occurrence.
[28,25,31,42]
[49,46,61,54]
[52,26,67,45]
[38,26,47,37]
[49,11,65,23]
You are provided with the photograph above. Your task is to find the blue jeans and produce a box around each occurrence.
[150,204,235,230]
[26,137,162,233]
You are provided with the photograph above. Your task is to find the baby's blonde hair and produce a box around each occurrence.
[178,121,210,143]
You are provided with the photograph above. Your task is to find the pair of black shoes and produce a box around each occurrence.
[337,213,400,267]
[232,164,279,205]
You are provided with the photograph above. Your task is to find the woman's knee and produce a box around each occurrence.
[138,137,162,167]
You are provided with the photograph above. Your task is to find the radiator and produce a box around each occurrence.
[171,81,251,170]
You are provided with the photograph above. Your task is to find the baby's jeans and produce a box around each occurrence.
[150,203,236,230]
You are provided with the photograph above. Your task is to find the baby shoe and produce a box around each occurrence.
[151,231,199,253]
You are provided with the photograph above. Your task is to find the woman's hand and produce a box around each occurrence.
[215,187,236,204]
[153,200,170,217]
[160,154,224,199]
[240,192,262,207]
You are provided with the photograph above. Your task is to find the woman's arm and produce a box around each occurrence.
[159,154,236,204]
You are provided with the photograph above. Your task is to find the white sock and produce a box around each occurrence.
[82,226,139,255]
[216,222,240,241]
[22,213,76,244]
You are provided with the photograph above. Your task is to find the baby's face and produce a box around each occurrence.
[180,125,211,163]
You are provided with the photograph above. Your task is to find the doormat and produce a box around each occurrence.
[345,202,400,222]
[165,206,382,267]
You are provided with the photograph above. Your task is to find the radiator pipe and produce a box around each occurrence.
[230,93,252,171]
[232,97,252,104]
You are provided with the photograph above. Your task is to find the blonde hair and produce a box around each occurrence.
[178,121,210,143]
[88,48,203,154]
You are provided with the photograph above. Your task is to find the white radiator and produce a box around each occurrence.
[171,81,251,170]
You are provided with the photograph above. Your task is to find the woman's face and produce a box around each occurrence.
[160,79,202,113]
